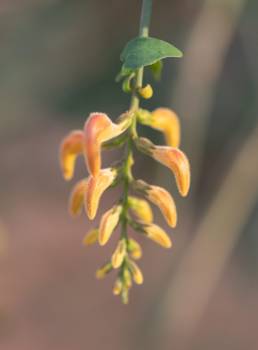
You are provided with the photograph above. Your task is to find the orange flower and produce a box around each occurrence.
[60,130,84,180]
[98,205,122,246]
[133,179,177,227]
[69,178,88,216]
[85,168,117,220]
[150,108,180,147]
[138,108,180,147]
[152,146,190,197]
[147,185,177,227]
[84,112,131,176]
[128,196,153,223]
[143,223,172,248]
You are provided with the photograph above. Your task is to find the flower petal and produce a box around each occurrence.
[60,130,84,180]
[85,168,117,220]
[84,112,130,176]
[152,146,190,197]
[151,108,181,147]
[111,239,127,268]
[147,185,177,228]
[143,223,172,248]
[69,178,88,216]
[98,205,122,246]
[128,196,153,223]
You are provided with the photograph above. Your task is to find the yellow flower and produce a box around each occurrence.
[143,223,172,248]
[98,205,122,246]
[128,259,143,285]
[85,168,117,220]
[111,239,127,268]
[128,238,142,260]
[128,196,153,223]
[96,262,113,279]
[60,130,84,180]
[84,112,131,176]
[82,229,98,246]
[152,146,190,197]
[69,178,88,216]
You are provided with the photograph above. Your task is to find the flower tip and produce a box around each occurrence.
[98,205,122,246]
[60,130,84,181]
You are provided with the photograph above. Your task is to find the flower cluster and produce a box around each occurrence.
[60,107,190,304]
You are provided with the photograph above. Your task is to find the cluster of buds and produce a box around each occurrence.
[60,107,190,304]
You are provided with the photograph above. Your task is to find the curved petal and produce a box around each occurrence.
[151,108,180,147]
[85,168,117,220]
[144,223,172,248]
[60,130,84,180]
[152,146,190,197]
[147,185,177,227]
[84,112,130,176]
[98,205,122,246]
[69,178,88,216]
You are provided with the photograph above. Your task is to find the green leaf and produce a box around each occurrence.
[121,37,183,70]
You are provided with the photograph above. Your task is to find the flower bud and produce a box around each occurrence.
[85,168,117,220]
[113,278,123,295]
[128,260,143,285]
[111,239,127,268]
[128,238,142,260]
[82,229,98,246]
[98,205,122,246]
[69,179,88,216]
[123,268,132,288]
[96,262,112,279]
[128,196,153,223]
[138,84,153,99]
[60,130,83,180]
[143,223,172,248]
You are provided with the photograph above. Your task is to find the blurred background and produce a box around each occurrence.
[1,0,258,349]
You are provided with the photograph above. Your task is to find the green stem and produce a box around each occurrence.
[130,0,153,111]
[120,0,153,245]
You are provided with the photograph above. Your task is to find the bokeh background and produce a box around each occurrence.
[1,0,258,349]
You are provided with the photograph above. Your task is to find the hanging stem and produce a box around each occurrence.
[120,0,153,246]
